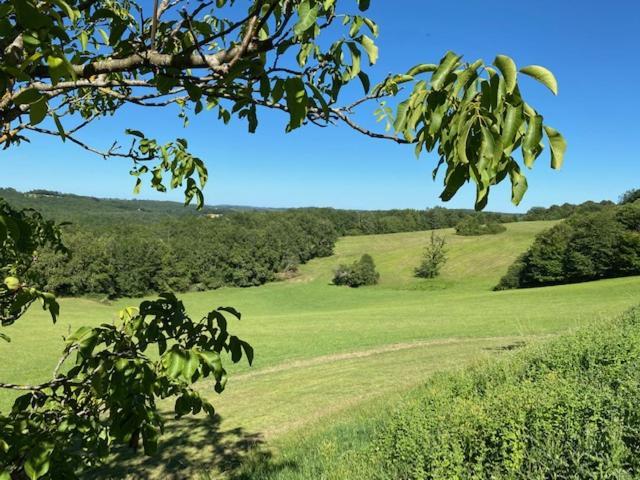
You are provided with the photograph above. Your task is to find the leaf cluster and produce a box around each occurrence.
[1,294,252,479]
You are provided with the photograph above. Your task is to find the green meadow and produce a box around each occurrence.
[2,220,639,478]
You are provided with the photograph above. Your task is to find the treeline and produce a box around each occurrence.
[3,187,628,298]
[496,200,640,290]
[28,212,337,298]
[305,207,518,236]
[522,200,614,221]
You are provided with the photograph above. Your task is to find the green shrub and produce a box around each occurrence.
[455,217,507,236]
[371,307,640,479]
[415,232,447,279]
[333,254,380,287]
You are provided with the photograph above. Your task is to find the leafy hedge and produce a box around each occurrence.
[496,201,640,290]
[371,306,640,479]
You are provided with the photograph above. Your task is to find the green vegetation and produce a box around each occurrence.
[620,188,640,205]
[252,306,640,479]
[522,200,614,221]
[497,201,640,290]
[414,232,447,278]
[28,212,338,298]
[455,217,507,236]
[2,221,640,478]
[332,254,380,287]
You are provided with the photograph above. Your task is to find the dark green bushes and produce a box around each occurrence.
[496,202,640,290]
[455,217,506,236]
[333,254,380,287]
[372,306,640,478]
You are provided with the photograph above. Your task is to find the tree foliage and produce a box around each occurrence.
[1,0,563,210]
[496,202,640,290]
[28,211,338,298]
[333,253,379,287]
[620,188,640,205]
[414,232,447,279]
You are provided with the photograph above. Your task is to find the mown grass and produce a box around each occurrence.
[242,306,640,479]
[1,221,639,478]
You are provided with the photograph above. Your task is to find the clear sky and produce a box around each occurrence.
[2,0,639,211]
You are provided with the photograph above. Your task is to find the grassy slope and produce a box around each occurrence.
[2,221,640,477]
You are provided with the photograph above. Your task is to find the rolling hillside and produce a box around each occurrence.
[2,221,639,478]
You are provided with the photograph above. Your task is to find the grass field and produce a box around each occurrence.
[2,220,640,478]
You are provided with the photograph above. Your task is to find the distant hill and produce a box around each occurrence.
[0,188,273,225]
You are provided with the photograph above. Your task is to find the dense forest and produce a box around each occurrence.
[496,200,640,290]
[1,188,619,298]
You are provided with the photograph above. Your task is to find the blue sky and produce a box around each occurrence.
[2,0,639,211]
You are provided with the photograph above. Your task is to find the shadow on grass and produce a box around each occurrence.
[92,414,298,479]
[484,340,527,352]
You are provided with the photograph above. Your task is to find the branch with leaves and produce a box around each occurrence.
[1,0,564,210]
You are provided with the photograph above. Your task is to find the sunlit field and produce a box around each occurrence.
[2,221,639,478]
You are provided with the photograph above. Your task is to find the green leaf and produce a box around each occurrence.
[509,163,528,205]
[544,126,567,169]
[501,102,524,153]
[357,71,370,94]
[29,97,48,125]
[52,113,66,141]
[523,115,543,168]
[307,82,330,118]
[79,31,88,51]
[457,119,474,164]
[14,88,43,105]
[24,443,53,480]
[431,51,462,91]
[182,350,199,381]
[407,64,437,76]
[164,348,187,379]
[284,77,308,129]
[520,65,558,95]
[358,34,378,65]
[494,55,517,94]
[294,1,318,36]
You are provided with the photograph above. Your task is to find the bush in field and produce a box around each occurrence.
[496,202,640,290]
[333,254,380,288]
[415,232,447,278]
[455,217,506,236]
[371,306,640,478]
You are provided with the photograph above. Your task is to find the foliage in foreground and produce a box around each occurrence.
[496,201,640,290]
[455,217,506,236]
[0,202,252,479]
[333,254,380,288]
[371,306,640,478]
[414,232,447,278]
[236,307,640,480]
